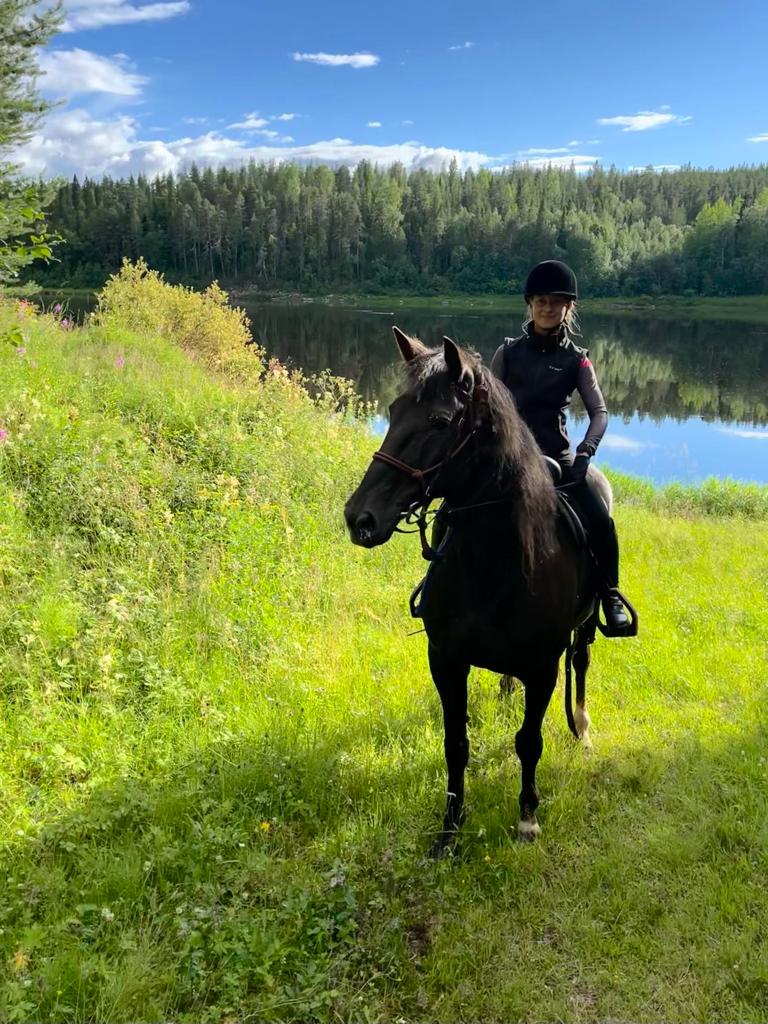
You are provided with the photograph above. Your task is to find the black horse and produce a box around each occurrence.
[344,328,612,853]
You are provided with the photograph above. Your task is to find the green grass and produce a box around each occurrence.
[1,298,767,1022]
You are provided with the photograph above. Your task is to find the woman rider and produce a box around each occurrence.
[490,259,635,637]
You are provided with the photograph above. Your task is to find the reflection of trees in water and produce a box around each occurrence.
[244,303,768,426]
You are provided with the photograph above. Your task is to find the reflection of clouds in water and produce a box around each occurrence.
[600,434,657,453]
[718,427,768,440]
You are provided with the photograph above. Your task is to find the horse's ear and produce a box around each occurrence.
[393,325,426,363]
[443,336,467,384]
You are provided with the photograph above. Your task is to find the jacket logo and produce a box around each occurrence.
[548,365,564,372]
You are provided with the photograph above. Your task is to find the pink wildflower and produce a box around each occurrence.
[59,318,72,330]
[16,346,26,356]
[52,303,62,315]
[0,428,8,444]
[115,355,126,370]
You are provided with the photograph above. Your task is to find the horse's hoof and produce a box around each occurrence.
[429,830,459,860]
[499,674,516,697]
[517,818,541,842]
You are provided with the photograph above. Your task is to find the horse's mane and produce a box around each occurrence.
[403,344,557,571]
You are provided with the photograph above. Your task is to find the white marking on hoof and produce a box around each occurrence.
[574,705,592,749]
[517,819,541,840]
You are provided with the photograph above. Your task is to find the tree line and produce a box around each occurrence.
[31,161,768,296]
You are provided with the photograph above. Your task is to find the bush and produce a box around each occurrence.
[94,259,263,382]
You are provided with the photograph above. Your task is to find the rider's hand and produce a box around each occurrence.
[569,453,590,484]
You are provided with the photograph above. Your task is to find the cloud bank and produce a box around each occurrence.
[14,112,496,178]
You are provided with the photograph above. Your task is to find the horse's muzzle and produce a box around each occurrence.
[344,507,380,547]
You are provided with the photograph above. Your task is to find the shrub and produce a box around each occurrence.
[94,258,263,382]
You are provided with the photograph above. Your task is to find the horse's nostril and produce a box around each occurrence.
[353,511,376,543]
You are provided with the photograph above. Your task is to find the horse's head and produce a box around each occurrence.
[344,326,488,547]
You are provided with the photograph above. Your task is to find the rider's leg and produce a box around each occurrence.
[569,476,635,636]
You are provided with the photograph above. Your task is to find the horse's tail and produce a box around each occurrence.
[564,636,579,739]
[564,616,597,740]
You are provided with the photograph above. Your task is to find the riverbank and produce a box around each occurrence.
[231,289,768,324]
[1,275,767,1022]
[19,283,768,326]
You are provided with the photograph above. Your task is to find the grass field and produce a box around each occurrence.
[1,281,767,1023]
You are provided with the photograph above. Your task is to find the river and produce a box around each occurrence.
[239,301,768,485]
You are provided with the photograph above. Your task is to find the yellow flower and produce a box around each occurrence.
[10,949,29,973]
[259,821,271,832]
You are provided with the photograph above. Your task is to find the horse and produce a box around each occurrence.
[344,327,613,855]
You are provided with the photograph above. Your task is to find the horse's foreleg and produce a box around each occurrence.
[428,642,470,857]
[516,667,558,840]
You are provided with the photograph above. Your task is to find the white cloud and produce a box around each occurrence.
[13,112,495,178]
[747,133,768,143]
[599,435,656,452]
[38,48,147,96]
[628,164,681,172]
[518,146,572,156]
[228,112,302,135]
[597,109,691,132]
[62,0,190,32]
[228,112,269,130]
[367,121,382,128]
[718,427,768,440]
[251,129,294,142]
[401,119,414,126]
[291,51,379,68]
[448,41,474,51]
[182,116,208,125]
[515,153,601,172]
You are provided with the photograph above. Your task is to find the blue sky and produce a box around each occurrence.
[15,0,768,179]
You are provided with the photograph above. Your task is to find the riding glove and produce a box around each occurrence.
[568,453,590,484]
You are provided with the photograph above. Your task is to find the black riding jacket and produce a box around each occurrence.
[490,325,608,462]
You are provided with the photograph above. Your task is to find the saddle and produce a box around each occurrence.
[543,456,588,549]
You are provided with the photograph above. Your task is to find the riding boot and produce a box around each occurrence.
[568,476,636,637]
[589,516,635,637]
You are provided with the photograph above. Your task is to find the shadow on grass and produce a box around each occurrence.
[2,694,767,1023]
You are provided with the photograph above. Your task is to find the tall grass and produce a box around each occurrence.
[0,268,766,1023]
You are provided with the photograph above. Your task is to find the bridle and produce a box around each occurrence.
[369,377,489,559]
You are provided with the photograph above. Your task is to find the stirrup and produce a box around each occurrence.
[597,587,639,638]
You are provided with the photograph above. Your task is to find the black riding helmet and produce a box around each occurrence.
[524,260,578,300]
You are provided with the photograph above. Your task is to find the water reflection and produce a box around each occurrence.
[244,303,768,427]
[244,301,768,483]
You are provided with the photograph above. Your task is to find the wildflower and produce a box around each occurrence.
[10,949,29,972]
[259,821,270,832]
[0,428,8,444]
[52,303,62,315]
[115,354,126,370]
[59,318,72,330]
[16,346,26,356]
[100,907,115,922]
